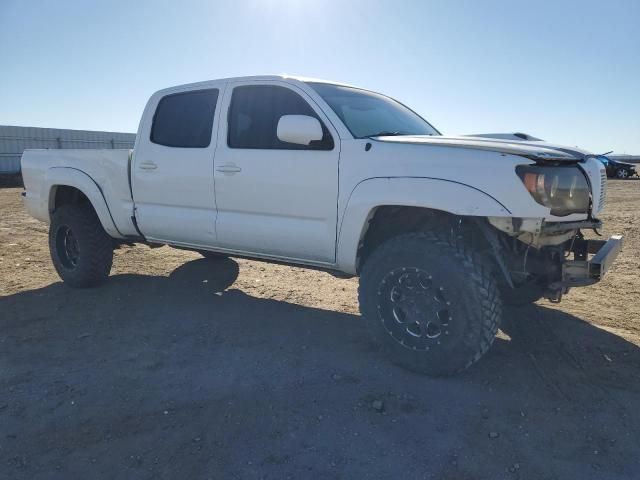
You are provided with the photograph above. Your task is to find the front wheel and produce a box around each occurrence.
[616,168,630,179]
[49,204,113,288]
[359,232,502,376]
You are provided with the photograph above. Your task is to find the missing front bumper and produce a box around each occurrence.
[560,235,623,287]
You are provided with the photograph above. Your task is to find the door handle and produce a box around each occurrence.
[216,163,242,174]
[139,162,158,170]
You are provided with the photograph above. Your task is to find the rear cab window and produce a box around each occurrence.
[151,89,219,148]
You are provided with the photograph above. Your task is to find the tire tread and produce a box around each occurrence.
[49,203,113,288]
[358,230,502,375]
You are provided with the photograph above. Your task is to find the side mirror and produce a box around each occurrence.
[276,115,323,146]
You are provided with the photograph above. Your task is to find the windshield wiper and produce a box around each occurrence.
[365,131,406,138]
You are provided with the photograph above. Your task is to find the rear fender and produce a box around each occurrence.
[45,167,122,238]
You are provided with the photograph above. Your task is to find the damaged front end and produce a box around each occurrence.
[557,232,623,288]
[486,217,623,302]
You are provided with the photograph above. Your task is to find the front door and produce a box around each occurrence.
[213,81,339,263]
[132,85,223,246]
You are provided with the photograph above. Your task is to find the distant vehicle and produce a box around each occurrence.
[599,156,638,179]
[20,75,623,375]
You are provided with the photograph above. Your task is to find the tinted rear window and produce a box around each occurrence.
[151,89,219,148]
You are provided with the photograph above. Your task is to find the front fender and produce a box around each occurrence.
[336,177,512,274]
[45,167,122,238]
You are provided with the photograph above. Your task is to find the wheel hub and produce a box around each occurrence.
[56,225,80,269]
[377,267,452,350]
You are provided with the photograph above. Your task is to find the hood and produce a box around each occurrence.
[610,159,637,167]
[373,134,593,163]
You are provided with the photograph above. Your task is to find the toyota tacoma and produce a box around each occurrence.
[21,75,623,375]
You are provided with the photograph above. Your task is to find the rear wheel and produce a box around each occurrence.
[49,204,113,287]
[358,232,502,376]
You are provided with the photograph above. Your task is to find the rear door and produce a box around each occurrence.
[132,84,224,246]
[213,81,340,263]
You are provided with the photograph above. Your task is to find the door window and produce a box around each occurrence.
[227,85,333,150]
[151,89,219,148]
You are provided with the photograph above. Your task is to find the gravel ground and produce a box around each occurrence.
[1,181,639,479]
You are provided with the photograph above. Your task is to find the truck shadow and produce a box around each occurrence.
[2,257,640,478]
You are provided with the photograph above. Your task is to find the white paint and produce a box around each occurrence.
[131,80,226,245]
[212,79,340,263]
[276,115,323,146]
[20,74,610,273]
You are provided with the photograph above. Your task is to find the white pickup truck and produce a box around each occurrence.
[21,75,623,375]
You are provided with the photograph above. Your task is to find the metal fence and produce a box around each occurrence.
[0,125,136,174]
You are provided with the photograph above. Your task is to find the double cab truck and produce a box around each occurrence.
[21,75,623,375]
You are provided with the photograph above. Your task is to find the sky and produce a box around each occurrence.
[1,0,639,153]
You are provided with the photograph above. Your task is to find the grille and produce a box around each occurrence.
[599,167,607,211]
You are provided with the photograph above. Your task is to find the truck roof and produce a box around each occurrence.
[153,75,353,96]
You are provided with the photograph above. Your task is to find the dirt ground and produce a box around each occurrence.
[1,181,639,479]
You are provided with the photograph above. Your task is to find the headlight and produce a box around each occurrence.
[516,165,590,216]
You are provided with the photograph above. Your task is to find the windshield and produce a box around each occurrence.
[307,82,439,138]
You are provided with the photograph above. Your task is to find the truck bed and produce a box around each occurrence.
[21,149,138,238]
